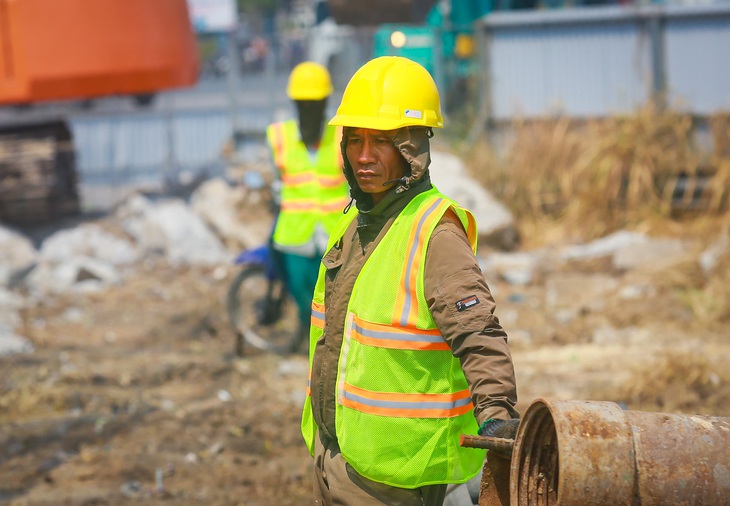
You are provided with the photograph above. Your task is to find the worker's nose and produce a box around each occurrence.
[357,139,376,164]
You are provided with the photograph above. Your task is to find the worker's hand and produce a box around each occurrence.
[478,418,520,440]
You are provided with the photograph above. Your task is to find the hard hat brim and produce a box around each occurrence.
[328,113,443,130]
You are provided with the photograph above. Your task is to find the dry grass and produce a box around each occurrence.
[675,245,730,323]
[461,104,730,326]
[618,349,730,416]
[466,105,730,249]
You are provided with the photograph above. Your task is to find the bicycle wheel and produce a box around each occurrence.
[226,263,299,355]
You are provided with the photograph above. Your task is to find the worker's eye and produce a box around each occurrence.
[347,137,362,145]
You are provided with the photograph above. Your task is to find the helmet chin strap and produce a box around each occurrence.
[383,176,412,193]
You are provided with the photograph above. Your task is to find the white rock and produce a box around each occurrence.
[0,287,33,357]
[612,237,686,270]
[0,330,34,356]
[483,251,539,286]
[117,195,229,265]
[0,226,38,286]
[430,150,516,243]
[39,224,138,265]
[115,194,167,254]
[561,231,648,261]
[27,256,120,296]
[0,288,23,331]
[190,177,268,250]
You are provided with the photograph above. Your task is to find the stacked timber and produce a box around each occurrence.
[0,121,79,224]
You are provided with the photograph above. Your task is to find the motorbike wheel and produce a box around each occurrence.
[226,264,297,355]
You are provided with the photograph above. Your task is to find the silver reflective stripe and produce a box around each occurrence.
[337,312,355,405]
[353,321,443,343]
[343,391,473,411]
[399,198,443,327]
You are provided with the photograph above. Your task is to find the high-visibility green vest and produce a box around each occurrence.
[266,119,350,248]
[302,188,486,488]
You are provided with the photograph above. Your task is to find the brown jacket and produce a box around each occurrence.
[310,171,519,444]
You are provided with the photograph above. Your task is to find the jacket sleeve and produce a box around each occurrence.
[424,213,520,423]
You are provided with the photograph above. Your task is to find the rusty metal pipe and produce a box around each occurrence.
[459,435,513,506]
[460,434,515,453]
[511,398,730,505]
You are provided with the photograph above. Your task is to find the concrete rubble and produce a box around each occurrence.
[0,225,38,288]
[430,150,518,249]
[0,152,719,358]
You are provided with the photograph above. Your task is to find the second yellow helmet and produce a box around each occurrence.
[329,56,443,130]
[287,61,333,101]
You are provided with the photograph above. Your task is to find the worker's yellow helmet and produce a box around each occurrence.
[286,61,333,100]
[329,56,443,130]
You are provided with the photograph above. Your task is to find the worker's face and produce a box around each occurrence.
[345,128,409,205]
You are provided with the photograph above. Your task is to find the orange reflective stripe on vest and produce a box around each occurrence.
[394,198,452,327]
[311,301,325,329]
[269,122,288,169]
[342,383,473,418]
[280,199,318,212]
[351,314,449,351]
[319,174,347,187]
[281,172,316,186]
[322,197,351,212]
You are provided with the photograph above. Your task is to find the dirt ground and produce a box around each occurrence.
[2,220,730,505]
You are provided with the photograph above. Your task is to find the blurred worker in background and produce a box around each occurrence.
[300,56,520,505]
[266,61,350,353]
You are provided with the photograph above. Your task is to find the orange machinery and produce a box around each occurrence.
[0,0,200,224]
[0,0,199,105]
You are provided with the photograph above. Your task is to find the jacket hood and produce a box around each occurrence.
[340,126,432,211]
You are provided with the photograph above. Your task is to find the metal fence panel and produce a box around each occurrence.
[485,7,653,120]
[70,109,271,180]
[172,111,234,167]
[481,4,730,121]
[69,107,275,212]
[665,5,730,114]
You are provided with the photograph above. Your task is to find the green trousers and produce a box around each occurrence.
[281,252,321,330]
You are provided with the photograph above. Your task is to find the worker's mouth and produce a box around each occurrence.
[355,171,379,180]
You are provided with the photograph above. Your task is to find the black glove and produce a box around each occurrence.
[478,418,520,439]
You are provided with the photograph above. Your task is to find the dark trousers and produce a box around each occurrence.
[312,433,448,506]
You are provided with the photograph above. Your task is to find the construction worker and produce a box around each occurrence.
[301,56,520,505]
[266,61,350,352]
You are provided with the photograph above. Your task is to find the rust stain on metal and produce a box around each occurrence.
[478,453,511,506]
[460,434,515,454]
[509,398,730,506]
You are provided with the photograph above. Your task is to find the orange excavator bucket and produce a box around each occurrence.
[0,0,199,105]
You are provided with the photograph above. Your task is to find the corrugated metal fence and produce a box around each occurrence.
[70,108,271,211]
[72,109,267,185]
[478,3,730,121]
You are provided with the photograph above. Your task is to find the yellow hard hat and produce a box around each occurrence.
[329,56,443,130]
[287,61,333,100]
